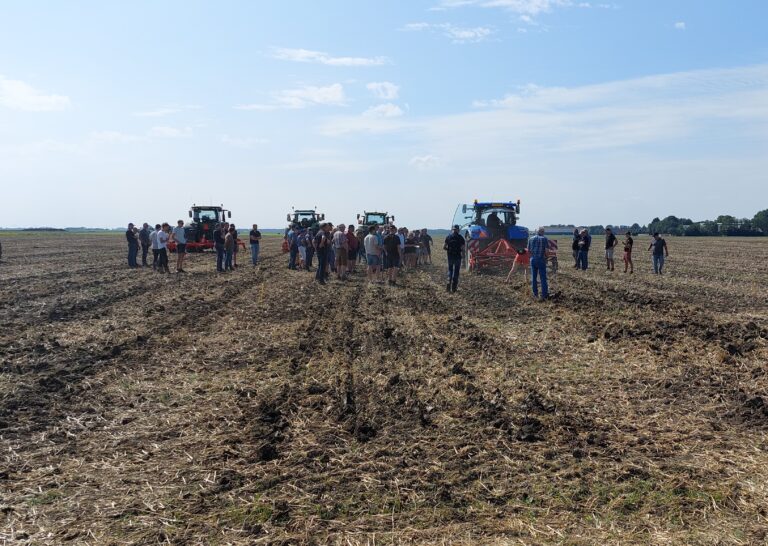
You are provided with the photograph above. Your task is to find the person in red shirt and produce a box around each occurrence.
[505,248,530,283]
[346,224,359,274]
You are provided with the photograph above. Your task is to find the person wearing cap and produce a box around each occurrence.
[125,223,139,269]
[528,227,550,300]
[443,225,465,293]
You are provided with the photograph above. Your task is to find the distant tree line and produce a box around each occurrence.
[646,209,768,236]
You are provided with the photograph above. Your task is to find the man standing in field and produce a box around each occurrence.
[363,225,381,283]
[314,222,331,284]
[420,228,433,265]
[139,223,151,267]
[249,224,261,267]
[528,227,550,301]
[214,223,226,272]
[125,223,139,269]
[150,223,161,269]
[604,227,618,271]
[577,229,591,270]
[623,232,634,274]
[383,225,402,286]
[346,224,359,274]
[332,224,349,280]
[156,223,171,274]
[444,224,465,293]
[287,226,299,270]
[171,220,187,273]
[572,228,580,268]
[648,233,669,274]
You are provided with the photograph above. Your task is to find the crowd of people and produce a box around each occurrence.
[284,222,436,287]
[125,220,670,301]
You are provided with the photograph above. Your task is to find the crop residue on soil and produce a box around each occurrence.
[1,233,767,544]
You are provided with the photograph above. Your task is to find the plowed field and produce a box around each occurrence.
[1,233,767,545]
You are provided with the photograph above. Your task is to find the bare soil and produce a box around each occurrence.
[1,233,767,545]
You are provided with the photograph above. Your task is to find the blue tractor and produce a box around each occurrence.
[452,200,529,271]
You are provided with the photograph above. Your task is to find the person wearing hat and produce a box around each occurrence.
[125,222,139,269]
[443,224,465,293]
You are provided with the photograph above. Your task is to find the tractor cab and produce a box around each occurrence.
[357,211,395,230]
[453,200,529,271]
[184,204,232,249]
[286,208,325,236]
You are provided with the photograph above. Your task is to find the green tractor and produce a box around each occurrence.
[356,211,395,232]
[286,208,325,237]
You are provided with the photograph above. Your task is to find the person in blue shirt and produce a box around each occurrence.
[527,227,550,300]
[287,227,299,270]
[576,229,591,270]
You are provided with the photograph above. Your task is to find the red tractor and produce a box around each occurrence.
[168,204,245,252]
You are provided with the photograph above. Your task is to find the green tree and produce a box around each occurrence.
[753,209,768,233]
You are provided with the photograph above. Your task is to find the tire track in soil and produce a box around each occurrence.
[0,250,286,440]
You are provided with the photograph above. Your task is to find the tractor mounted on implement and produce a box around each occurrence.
[453,200,529,271]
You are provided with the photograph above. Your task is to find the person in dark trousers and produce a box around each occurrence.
[577,229,591,270]
[156,223,171,274]
[444,224,465,293]
[604,227,618,271]
[571,228,580,268]
[126,223,139,269]
[648,232,669,274]
[304,231,315,270]
[139,223,151,267]
[249,224,262,267]
[383,225,402,286]
[314,222,331,284]
[214,224,226,272]
[150,223,161,269]
[224,226,235,271]
[287,226,300,270]
[528,227,550,300]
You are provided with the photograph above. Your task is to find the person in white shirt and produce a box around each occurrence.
[363,225,381,283]
[156,223,171,274]
[171,220,187,273]
[149,224,161,270]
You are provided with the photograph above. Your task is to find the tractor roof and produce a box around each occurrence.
[472,201,518,209]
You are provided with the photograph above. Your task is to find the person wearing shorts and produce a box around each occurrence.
[363,225,381,283]
[171,219,187,273]
[604,227,618,271]
[346,224,359,273]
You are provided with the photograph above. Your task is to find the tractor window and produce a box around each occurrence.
[365,213,387,225]
[452,205,475,229]
[481,209,516,226]
[195,209,220,222]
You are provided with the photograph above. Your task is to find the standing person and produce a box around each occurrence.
[577,229,591,270]
[420,228,433,265]
[314,222,331,284]
[363,225,381,283]
[249,224,261,267]
[287,227,299,270]
[139,223,151,267]
[572,228,580,268]
[528,227,550,301]
[443,224,465,293]
[126,223,139,269]
[304,230,315,271]
[623,232,634,274]
[150,224,161,270]
[346,224,359,274]
[156,223,171,274]
[333,223,348,280]
[214,223,226,272]
[231,224,239,269]
[171,220,187,273]
[224,226,235,271]
[383,225,402,286]
[604,227,618,272]
[404,231,418,269]
[648,232,669,274]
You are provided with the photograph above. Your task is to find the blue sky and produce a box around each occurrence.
[1,0,767,229]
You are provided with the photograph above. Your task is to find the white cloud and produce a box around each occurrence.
[133,105,200,117]
[409,155,442,170]
[367,81,400,100]
[363,103,404,118]
[148,126,193,138]
[271,47,389,67]
[401,22,494,43]
[237,83,346,111]
[0,75,71,111]
[439,0,569,15]
[91,130,146,143]
[674,21,686,30]
[218,134,269,149]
